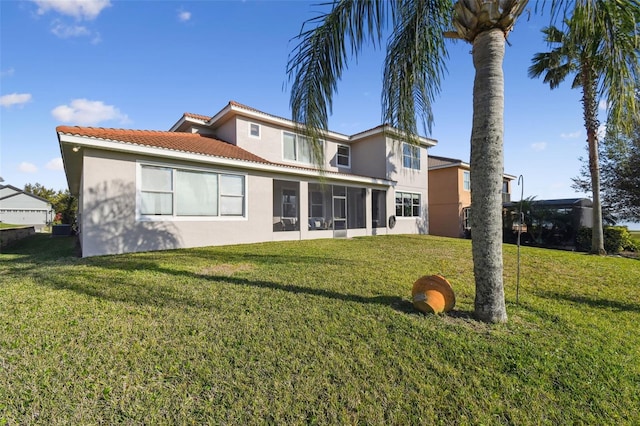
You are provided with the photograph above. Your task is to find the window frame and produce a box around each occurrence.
[249,122,261,139]
[137,162,247,221]
[463,207,471,230]
[463,171,471,191]
[395,191,422,218]
[402,143,421,170]
[282,131,323,165]
[336,144,351,168]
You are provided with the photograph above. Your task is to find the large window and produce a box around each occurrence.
[402,143,420,170]
[395,191,421,217]
[463,171,471,191]
[283,132,316,164]
[141,166,174,215]
[140,165,245,218]
[337,145,350,167]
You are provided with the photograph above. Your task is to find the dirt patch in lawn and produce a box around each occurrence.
[198,263,255,276]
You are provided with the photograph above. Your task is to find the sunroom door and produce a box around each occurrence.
[332,186,347,238]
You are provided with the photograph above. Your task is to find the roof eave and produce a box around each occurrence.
[57,132,396,188]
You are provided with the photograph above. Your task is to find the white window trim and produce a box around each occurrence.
[395,190,422,218]
[336,144,351,168]
[136,160,248,222]
[402,143,421,170]
[249,122,261,139]
[281,130,324,165]
[463,171,471,192]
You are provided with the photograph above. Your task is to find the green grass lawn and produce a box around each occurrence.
[630,230,640,245]
[2,234,639,424]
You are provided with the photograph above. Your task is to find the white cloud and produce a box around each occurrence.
[178,10,191,22]
[46,158,64,171]
[0,93,32,108]
[19,162,38,173]
[51,98,129,125]
[598,123,607,139]
[598,99,609,111]
[1,68,15,78]
[560,130,581,139]
[531,142,547,152]
[32,0,111,20]
[51,21,90,38]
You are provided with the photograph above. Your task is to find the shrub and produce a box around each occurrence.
[576,226,638,253]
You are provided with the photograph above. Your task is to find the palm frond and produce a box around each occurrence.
[286,0,388,165]
[382,0,452,140]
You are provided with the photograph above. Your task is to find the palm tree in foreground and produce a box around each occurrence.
[529,2,640,255]
[288,0,529,323]
[286,0,623,323]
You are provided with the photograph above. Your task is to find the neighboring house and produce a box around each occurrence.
[0,185,54,231]
[58,101,436,257]
[428,155,516,238]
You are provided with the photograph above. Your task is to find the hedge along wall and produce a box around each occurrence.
[576,226,638,253]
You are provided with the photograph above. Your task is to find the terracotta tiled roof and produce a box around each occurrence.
[57,126,271,164]
[183,112,211,121]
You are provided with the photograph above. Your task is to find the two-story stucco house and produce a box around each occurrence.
[428,155,516,238]
[58,101,436,257]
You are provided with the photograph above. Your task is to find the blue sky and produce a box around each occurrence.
[1,1,603,207]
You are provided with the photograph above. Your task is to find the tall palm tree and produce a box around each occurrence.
[529,2,640,254]
[286,0,615,323]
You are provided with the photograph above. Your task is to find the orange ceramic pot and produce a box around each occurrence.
[411,275,456,314]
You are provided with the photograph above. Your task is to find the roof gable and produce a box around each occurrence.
[0,185,52,207]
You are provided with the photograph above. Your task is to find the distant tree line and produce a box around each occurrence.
[573,84,640,223]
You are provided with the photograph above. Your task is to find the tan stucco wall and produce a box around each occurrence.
[79,149,274,257]
[428,167,469,238]
[350,135,387,179]
[234,117,356,175]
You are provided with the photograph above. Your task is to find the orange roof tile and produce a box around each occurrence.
[57,126,271,164]
[183,112,211,121]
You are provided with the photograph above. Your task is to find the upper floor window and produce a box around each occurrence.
[337,144,350,167]
[463,171,471,191]
[283,132,319,164]
[249,123,260,138]
[140,164,245,218]
[402,143,420,170]
[395,191,421,217]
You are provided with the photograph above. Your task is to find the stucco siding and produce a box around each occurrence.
[78,149,275,257]
[428,167,470,238]
[350,136,387,179]
[234,117,283,162]
[213,119,237,145]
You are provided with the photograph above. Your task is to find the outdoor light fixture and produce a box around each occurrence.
[72,146,81,152]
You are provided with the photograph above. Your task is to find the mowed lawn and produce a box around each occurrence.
[1,234,639,424]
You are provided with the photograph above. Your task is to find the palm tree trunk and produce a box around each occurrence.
[581,65,606,255]
[470,28,508,323]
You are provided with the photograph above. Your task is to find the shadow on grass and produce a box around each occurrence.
[3,234,449,317]
[535,290,640,313]
[1,234,79,260]
[12,254,408,315]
